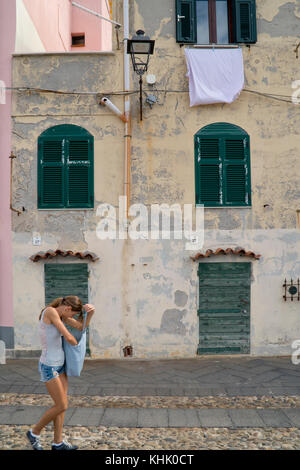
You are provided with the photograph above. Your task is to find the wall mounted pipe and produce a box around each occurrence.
[72,1,122,28]
[123,0,131,220]
[100,97,127,123]
[99,1,131,220]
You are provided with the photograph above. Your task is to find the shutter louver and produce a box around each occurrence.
[67,138,93,208]
[43,168,64,204]
[234,0,257,43]
[195,136,221,205]
[224,136,250,205]
[225,165,246,203]
[69,141,89,161]
[68,167,89,204]
[200,139,219,158]
[43,141,62,162]
[176,0,196,43]
[200,165,221,203]
[38,139,64,208]
[225,140,245,159]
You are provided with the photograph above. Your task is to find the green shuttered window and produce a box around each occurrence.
[176,0,257,44]
[38,125,94,209]
[195,123,251,207]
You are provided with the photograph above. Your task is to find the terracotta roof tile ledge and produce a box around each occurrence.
[190,247,261,261]
[30,249,99,262]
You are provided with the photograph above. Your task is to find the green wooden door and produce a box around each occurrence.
[197,262,251,355]
[44,264,90,355]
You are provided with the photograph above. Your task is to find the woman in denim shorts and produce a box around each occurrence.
[26,296,95,451]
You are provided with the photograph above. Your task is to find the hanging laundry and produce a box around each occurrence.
[184,48,245,106]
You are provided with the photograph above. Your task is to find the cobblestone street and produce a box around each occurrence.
[1,357,300,450]
[2,422,300,450]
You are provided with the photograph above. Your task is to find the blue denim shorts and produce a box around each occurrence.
[38,362,65,383]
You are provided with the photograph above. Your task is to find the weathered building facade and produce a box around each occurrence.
[10,0,300,358]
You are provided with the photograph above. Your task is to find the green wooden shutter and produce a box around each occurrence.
[197,262,251,355]
[223,136,251,206]
[44,263,90,355]
[66,138,94,208]
[176,0,196,43]
[44,264,89,305]
[233,0,257,43]
[195,136,222,206]
[38,137,64,209]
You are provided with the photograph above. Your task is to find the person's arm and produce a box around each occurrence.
[63,304,95,331]
[47,308,78,345]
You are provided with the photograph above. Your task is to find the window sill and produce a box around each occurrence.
[190,44,240,48]
[38,208,94,211]
[13,51,115,57]
[198,206,252,209]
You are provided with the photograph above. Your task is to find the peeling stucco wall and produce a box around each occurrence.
[11,0,300,357]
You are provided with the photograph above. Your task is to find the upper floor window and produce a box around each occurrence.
[38,125,94,209]
[176,0,257,44]
[194,123,251,207]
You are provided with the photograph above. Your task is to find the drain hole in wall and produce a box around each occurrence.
[123,345,133,357]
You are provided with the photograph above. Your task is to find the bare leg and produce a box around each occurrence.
[32,376,68,436]
[52,372,68,444]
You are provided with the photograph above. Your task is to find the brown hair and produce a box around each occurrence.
[39,295,83,320]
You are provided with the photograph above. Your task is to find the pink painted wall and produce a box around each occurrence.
[0,0,16,332]
[71,0,112,51]
[21,0,112,52]
[23,0,71,52]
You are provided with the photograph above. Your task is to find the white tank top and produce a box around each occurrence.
[39,308,65,366]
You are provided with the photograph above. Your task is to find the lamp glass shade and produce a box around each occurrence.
[129,40,154,55]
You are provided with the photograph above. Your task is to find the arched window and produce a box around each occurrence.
[38,124,94,209]
[194,122,251,207]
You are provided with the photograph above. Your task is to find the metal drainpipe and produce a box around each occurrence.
[123,0,131,221]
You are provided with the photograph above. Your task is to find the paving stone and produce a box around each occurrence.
[101,408,138,427]
[257,409,293,428]
[198,409,233,427]
[8,406,48,425]
[0,406,18,424]
[137,409,168,428]
[168,409,201,427]
[228,409,266,428]
[66,407,104,426]
[281,409,300,427]
[0,384,13,393]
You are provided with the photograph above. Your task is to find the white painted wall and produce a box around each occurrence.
[12,229,300,358]
[15,0,46,53]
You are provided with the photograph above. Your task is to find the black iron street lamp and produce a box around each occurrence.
[127,30,155,120]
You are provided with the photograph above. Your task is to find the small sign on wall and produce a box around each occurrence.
[32,235,41,246]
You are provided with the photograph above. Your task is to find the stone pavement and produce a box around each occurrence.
[1,356,300,429]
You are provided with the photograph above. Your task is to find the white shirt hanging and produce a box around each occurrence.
[184,48,245,106]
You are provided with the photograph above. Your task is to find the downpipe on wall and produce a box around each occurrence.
[99,1,133,358]
[99,0,131,222]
